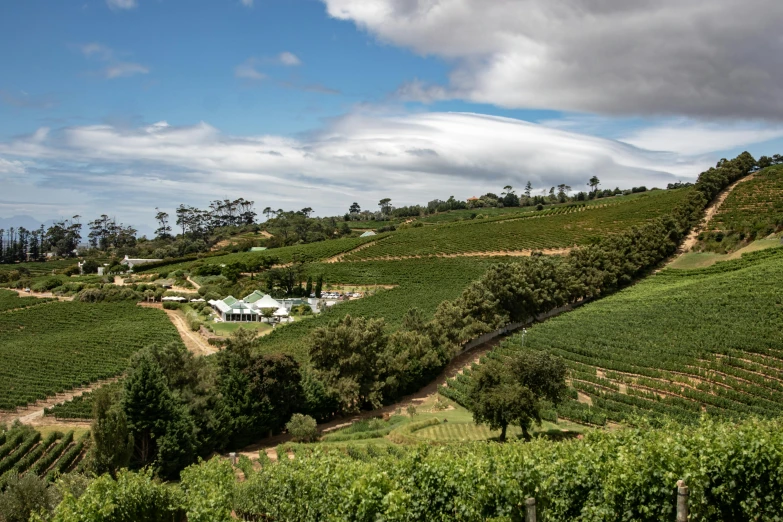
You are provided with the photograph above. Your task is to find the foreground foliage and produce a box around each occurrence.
[40,418,782,521]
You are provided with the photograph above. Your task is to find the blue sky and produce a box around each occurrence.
[1,0,782,233]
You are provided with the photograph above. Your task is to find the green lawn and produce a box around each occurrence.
[210,322,273,337]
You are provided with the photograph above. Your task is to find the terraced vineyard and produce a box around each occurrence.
[45,382,124,420]
[139,233,388,273]
[0,289,54,312]
[444,247,783,424]
[0,426,90,487]
[0,302,181,410]
[711,165,783,237]
[343,188,690,260]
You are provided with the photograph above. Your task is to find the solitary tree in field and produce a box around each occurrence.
[502,185,514,197]
[588,176,601,194]
[524,181,532,198]
[378,198,393,215]
[349,202,361,214]
[468,351,567,442]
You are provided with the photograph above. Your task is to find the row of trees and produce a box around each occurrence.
[0,218,83,264]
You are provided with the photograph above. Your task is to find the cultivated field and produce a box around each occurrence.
[711,165,783,238]
[0,302,182,410]
[445,247,783,424]
[343,188,689,260]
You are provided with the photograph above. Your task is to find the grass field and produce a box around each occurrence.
[210,321,273,337]
[445,247,783,424]
[0,259,78,276]
[343,188,689,260]
[670,237,782,269]
[0,302,182,409]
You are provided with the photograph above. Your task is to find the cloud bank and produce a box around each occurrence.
[0,112,743,228]
[324,0,783,119]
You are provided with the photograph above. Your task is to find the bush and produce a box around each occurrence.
[285,414,318,442]
[0,473,57,522]
[162,302,181,310]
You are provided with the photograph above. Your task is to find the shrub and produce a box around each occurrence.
[286,414,318,442]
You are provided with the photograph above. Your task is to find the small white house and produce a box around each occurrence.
[120,255,162,270]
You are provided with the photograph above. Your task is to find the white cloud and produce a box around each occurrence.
[620,122,783,156]
[323,0,783,119]
[105,62,150,79]
[2,111,757,227]
[240,0,253,6]
[78,43,149,79]
[106,0,137,10]
[278,52,301,66]
[235,58,266,80]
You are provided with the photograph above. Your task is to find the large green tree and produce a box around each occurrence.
[90,386,133,478]
[309,315,387,413]
[468,351,567,441]
[122,350,197,479]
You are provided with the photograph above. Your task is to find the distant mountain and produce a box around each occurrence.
[0,215,45,231]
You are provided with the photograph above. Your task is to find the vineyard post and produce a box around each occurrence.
[525,497,536,522]
[676,480,689,522]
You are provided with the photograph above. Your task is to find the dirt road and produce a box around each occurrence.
[0,376,119,426]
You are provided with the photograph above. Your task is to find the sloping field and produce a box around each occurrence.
[343,188,690,260]
[446,247,783,424]
[256,257,515,361]
[711,164,783,237]
[0,288,54,312]
[0,302,182,410]
[139,233,388,273]
[0,427,90,487]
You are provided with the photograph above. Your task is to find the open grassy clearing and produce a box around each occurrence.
[445,247,783,424]
[343,188,690,260]
[669,236,782,269]
[0,302,182,410]
[210,321,273,337]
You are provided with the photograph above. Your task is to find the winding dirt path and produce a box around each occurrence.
[678,174,755,254]
[324,240,380,263]
[165,309,218,356]
[0,377,119,426]
[340,248,573,263]
[11,289,72,302]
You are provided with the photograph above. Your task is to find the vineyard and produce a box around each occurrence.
[227,417,783,521]
[444,247,783,425]
[342,188,690,260]
[44,382,123,420]
[0,425,90,489]
[710,164,783,238]
[0,302,182,410]
[0,259,77,277]
[257,257,511,360]
[139,233,389,273]
[0,289,53,312]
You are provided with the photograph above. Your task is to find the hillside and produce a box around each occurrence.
[697,164,783,252]
[445,247,783,423]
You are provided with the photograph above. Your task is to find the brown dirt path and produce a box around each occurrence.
[0,376,119,426]
[11,289,72,302]
[165,309,218,356]
[341,248,573,263]
[678,174,755,254]
[235,321,537,459]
